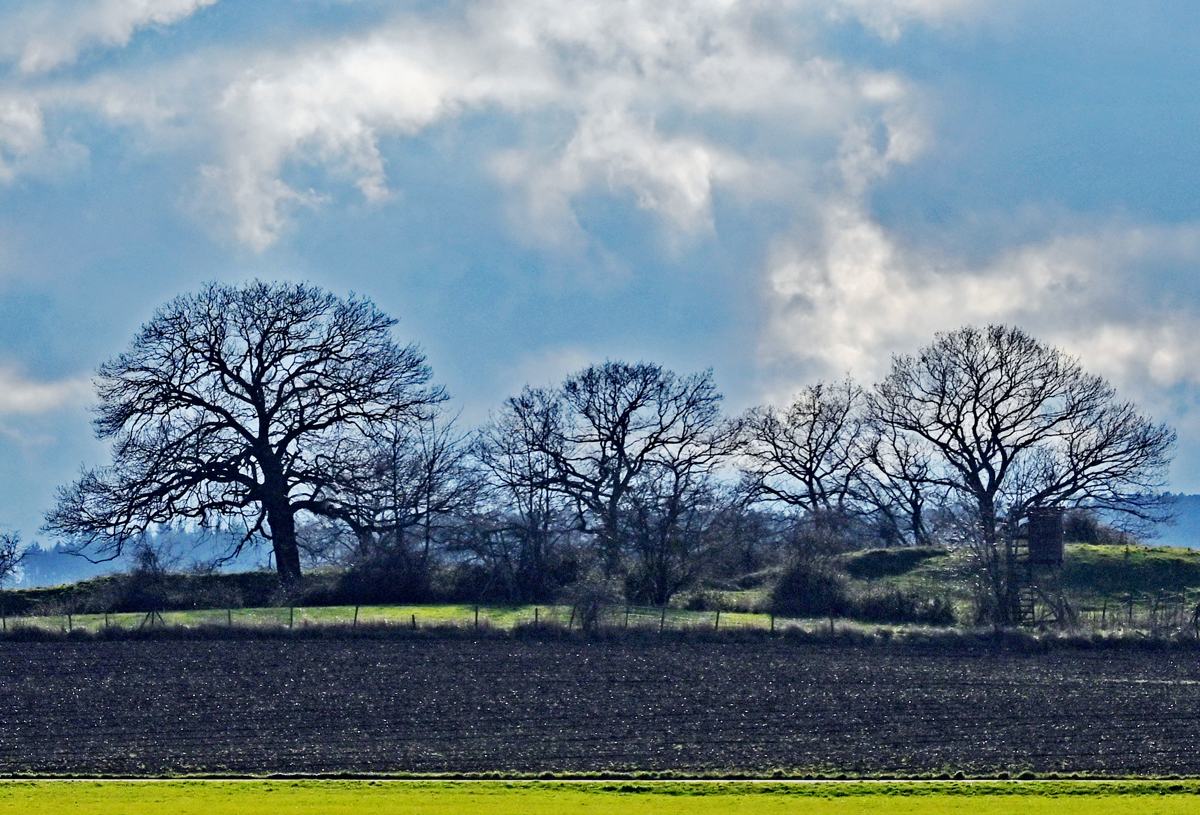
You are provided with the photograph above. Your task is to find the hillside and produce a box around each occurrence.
[836,541,1200,628]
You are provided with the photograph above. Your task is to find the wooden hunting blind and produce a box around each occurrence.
[1026,507,1065,565]
[1010,507,1069,625]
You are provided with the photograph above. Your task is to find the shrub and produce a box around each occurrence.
[850,590,956,626]
[333,553,441,605]
[770,559,849,618]
[560,576,622,632]
[683,591,721,612]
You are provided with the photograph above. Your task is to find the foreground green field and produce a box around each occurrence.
[0,781,1197,815]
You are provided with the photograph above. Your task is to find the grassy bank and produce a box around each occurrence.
[835,542,1200,628]
[8,541,1200,637]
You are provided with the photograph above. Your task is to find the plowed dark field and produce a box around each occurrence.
[2,638,1199,776]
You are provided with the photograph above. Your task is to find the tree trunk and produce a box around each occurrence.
[258,451,303,587]
[978,497,1013,626]
[910,498,927,547]
[265,498,303,586]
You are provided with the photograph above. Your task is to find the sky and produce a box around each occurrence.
[1,0,1199,547]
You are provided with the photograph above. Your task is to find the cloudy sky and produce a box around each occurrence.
[0,0,1198,544]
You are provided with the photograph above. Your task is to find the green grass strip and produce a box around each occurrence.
[5,602,780,635]
[0,780,1197,815]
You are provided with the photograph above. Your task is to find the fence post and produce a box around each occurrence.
[289,606,295,629]
[474,606,480,629]
[770,613,775,634]
[568,605,576,631]
[67,613,72,633]
[534,607,539,626]
[104,612,109,629]
[411,614,417,630]
[353,605,359,627]
[625,606,630,628]
[714,609,720,631]
[659,606,666,633]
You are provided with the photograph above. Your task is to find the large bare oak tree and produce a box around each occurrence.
[44,281,443,585]
[870,324,1175,622]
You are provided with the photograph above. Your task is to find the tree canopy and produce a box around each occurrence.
[36,298,1179,621]
[871,325,1175,534]
[738,379,869,515]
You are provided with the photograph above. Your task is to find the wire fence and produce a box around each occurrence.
[8,594,1200,638]
[1071,590,1200,636]
[0,602,793,636]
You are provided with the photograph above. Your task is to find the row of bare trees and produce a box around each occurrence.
[42,283,1175,622]
[283,361,762,605]
[737,326,1175,622]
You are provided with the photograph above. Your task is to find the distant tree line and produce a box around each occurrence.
[40,282,1176,624]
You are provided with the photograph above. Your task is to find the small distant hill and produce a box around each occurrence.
[17,543,122,588]
[1149,494,1200,549]
[11,531,269,589]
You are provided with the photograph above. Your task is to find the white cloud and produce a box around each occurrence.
[0,4,217,186]
[494,110,757,246]
[0,0,956,248]
[0,92,93,183]
[761,207,1200,413]
[505,346,595,392]
[2,0,219,74]
[203,28,505,250]
[0,95,44,182]
[830,0,984,39]
[182,0,928,250]
[1059,314,1200,407]
[0,368,90,415]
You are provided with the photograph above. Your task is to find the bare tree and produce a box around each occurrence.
[622,436,725,605]
[870,324,1175,623]
[44,281,444,585]
[332,411,481,597]
[739,379,874,557]
[494,362,737,597]
[475,405,579,602]
[858,423,940,547]
[702,489,789,580]
[0,532,23,586]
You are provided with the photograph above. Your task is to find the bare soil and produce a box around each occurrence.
[0,638,1197,776]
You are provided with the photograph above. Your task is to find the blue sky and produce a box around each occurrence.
[1,0,1199,545]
